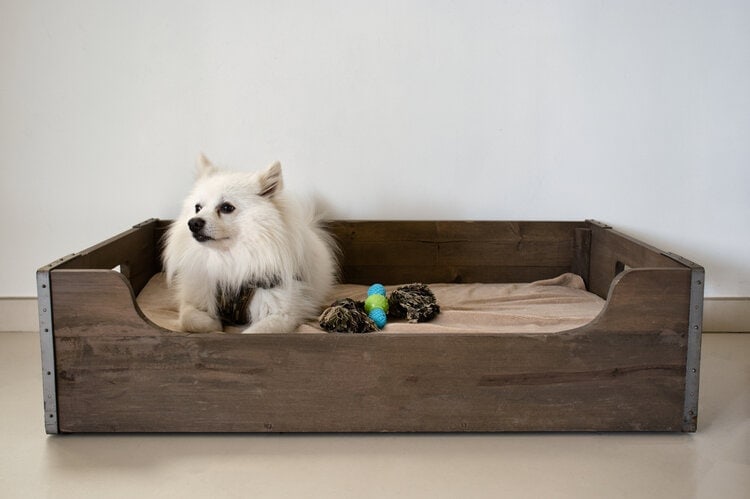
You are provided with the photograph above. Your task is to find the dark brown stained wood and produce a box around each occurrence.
[54,332,687,432]
[328,221,586,284]
[587,221,685,299]
[43,219,699,433]
[340,240,575,267]
[572,228,592,288]
[328,220,585,242]
[51,265,690,433]
[592,268,691,332]
[339,265,573,285]
[53,219,163,295]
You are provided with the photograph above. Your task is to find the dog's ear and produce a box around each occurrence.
[258,161,283,197]
[196,153,219,179]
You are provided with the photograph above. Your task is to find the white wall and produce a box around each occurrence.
[1,0,748,298]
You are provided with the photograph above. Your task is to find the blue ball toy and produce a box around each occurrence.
[367,283,387,297]
[368,308,387,329]
[365,283,388,329]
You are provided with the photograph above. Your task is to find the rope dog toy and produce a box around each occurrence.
[319,283,440,333]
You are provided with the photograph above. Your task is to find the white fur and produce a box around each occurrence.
[163,154,338,334]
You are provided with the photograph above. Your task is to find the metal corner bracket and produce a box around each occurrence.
[662,252,704,432]
[37,269,59,434]
[682,267,704,432]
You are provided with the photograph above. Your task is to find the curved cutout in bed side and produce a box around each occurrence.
[577,267,692,335]
[51,269,178,337]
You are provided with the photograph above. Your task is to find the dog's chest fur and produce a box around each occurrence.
[215,275,281,326]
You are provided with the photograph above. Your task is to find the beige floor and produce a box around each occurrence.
[1,332,748,499]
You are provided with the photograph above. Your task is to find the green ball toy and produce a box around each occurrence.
[364,293,389,314]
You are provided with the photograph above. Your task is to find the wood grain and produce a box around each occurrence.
[45,219,697,433]
[572,228,592,288]
[328,221,586,284]
[51,265,691,433]
[587,221,684,299]
[54,219,163,295]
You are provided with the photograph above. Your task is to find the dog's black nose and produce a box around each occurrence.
[188,217,205,233]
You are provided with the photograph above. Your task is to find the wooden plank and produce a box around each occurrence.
[340,241,438,266]
[328,221,438,243]
[51,267,690,432]
[54,331,687,432]
[340,240,574,267]
[339,265,573,285]
[572,228,592,289]
[437,240,574,266]
[51,270,157,333]
[588,222,685,299]
[330,221,585,284]
[55,220,162,295]
[329,220,585,243]
[588,268,691,332]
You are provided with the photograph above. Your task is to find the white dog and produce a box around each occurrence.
[163,154,338,334]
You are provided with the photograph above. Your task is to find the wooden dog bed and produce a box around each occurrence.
[37,219,704,433]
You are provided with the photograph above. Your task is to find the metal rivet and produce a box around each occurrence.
[696,280,702,285]
[692,368,697,373]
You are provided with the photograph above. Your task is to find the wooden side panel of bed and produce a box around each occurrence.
[49,267,691,433]
[52,219,164,295]
[329,221,588,284]
[586,220,686,299]
[40,219,702,433]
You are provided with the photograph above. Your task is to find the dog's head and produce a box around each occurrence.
[180,154,285,249]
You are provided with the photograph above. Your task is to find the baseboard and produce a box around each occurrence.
[703,298,750,333]
[1,297,748,333]
[0,298,39,332]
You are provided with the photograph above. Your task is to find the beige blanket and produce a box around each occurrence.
[137,273,604,334]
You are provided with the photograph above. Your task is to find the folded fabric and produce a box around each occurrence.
[136,273,604,334]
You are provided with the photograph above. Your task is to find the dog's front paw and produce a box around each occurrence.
[179,307,222,333]
[242,314,299,334]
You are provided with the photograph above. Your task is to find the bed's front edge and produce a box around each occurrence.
[49,269,693,433]
[52,327,692,433]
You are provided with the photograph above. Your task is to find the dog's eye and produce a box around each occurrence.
[194,204,202,214]
[219,202,235,214]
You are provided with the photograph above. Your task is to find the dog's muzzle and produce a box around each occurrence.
[188,217,213,242]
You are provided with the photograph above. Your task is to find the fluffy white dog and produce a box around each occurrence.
[163,154,338,334]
